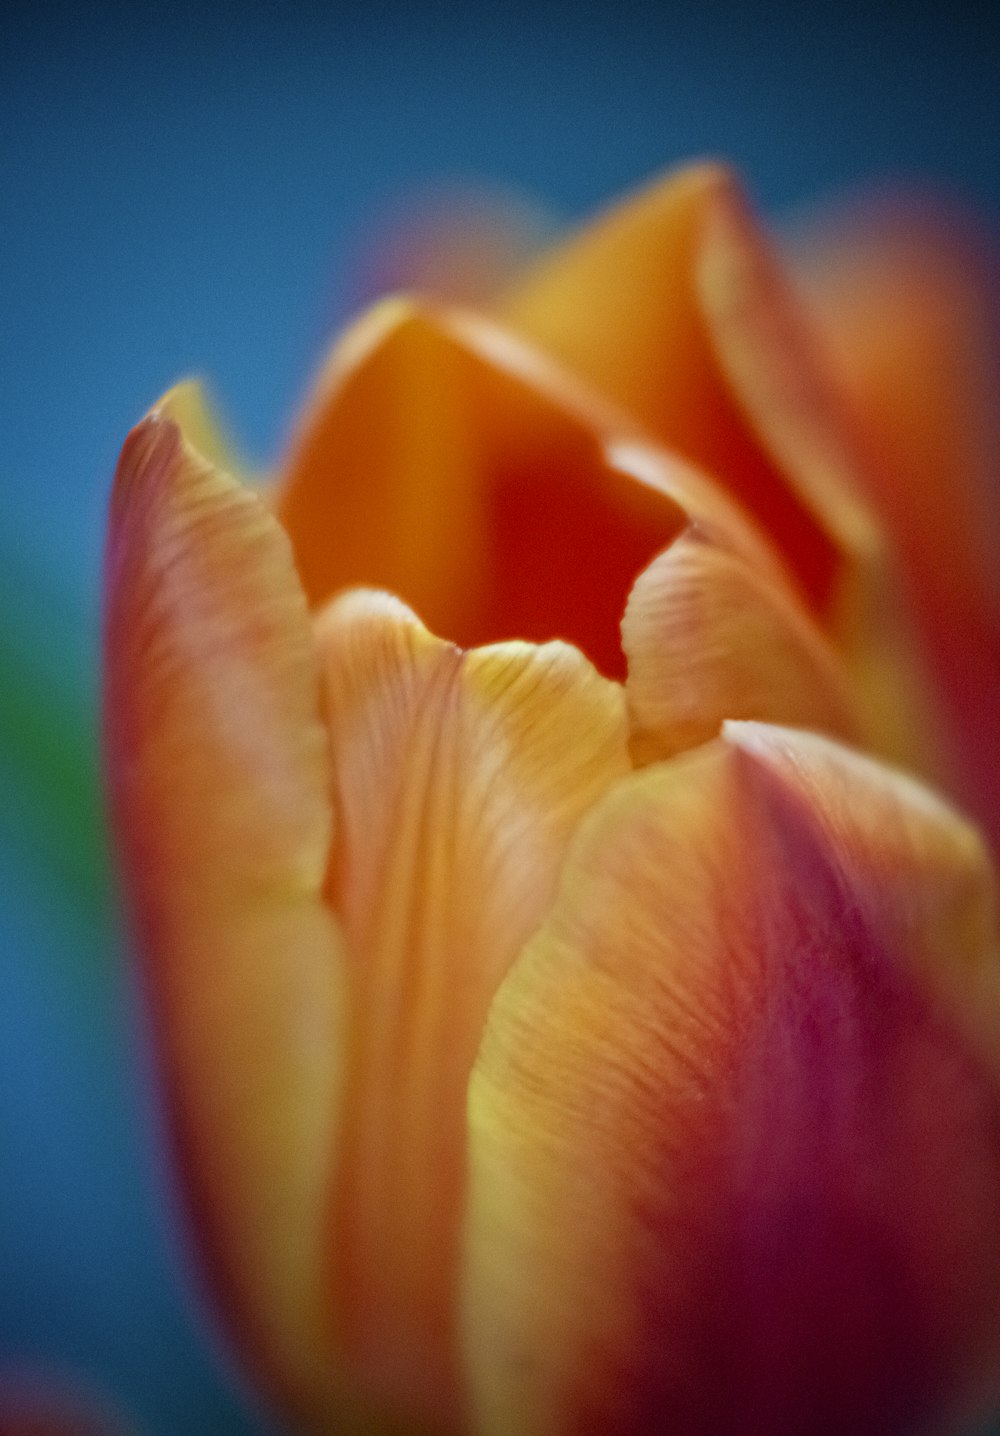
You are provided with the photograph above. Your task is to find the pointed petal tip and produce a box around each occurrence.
[719,720,993,897]
[721,718,982,836]
[325,289,619,424]
[697,177,883,557]
[582,155,741,230]
[302,293,447,406]
[112,377,246,522]
[104,372,346,1422]
[107,411,183,543]
[151,376,209,421]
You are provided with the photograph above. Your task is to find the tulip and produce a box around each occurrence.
[104,163,1000,1435]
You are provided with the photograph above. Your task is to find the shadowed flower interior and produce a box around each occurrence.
[104,161,1000,1436]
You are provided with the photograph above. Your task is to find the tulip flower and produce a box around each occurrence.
[104,163,1000,1435]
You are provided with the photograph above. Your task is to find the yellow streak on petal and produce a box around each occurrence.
[104,409,344,1427]
[623,531,862,764]
[316,589,630,1430]
[463,727,1000,1436]
[156,379,257,485]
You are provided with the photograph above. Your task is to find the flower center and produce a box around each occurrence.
[276,301,693,680]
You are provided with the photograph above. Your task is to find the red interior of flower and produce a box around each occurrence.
[276,306,693,679]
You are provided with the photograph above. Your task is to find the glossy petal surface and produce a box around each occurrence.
[104,402,344,1425]
[464,725,1000,1436]
[317,590,629,1428]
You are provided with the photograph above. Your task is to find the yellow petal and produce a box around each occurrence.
[104,405,344,1425]
[315,588,629,1430]
[500,164,937,774]
[156,378,255,483]
[623,530,862,764]
[464,724,1000,1436]
[275,298,785,681]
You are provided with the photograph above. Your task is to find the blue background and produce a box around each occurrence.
[2,1,999,1430]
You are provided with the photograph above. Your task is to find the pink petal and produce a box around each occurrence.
[463,725,1000,1435]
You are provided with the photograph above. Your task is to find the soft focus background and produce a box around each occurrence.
[2,1,999,1431]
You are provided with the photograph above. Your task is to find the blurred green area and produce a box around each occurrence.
[0,564,112,963]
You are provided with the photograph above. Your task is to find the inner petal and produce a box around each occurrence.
[498,163,869,618]
[277,300,720,680]
[315,589,629,1428]
[497,168,938,777]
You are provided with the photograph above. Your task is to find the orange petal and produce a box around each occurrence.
[316,589,629,1429]
[796,198,1000,851]
[104,396,344,1426]
[275,298,786,683]
[499,164,936,774]
[463,724,1000,1436]
[623,530,862,764]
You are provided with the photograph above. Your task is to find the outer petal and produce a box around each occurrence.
[499,164,937,773]
[796,199,1000,851]
[464,725,1000,1436]
[104,400,344,1426]
[275,298,792,682]
[623,530,861,764]
[315,589,630,1431]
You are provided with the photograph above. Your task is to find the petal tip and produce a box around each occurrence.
[110,410,182,515]
[320,293,446,380]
